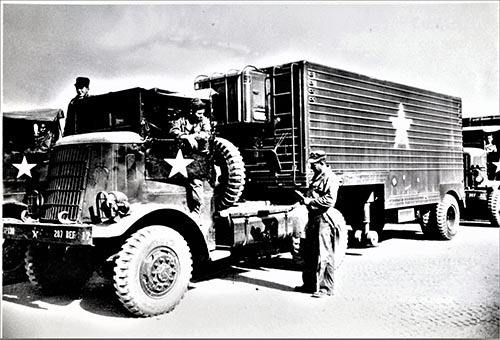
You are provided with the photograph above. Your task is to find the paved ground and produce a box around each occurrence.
[1,221,499,338]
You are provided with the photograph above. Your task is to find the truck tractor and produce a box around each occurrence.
[462,116,500,226]
[2,108,63,283]
[195,60,465,246]
[2,87,331,317]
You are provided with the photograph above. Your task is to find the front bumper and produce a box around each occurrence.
[2,218,93,245]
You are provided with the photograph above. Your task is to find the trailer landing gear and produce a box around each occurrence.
[352,198,379,247]
[353,230,379,247]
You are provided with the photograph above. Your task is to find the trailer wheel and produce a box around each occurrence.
[213,137,246,210]
[25,244,95,294]
[488,189,500,228]
[424,194,460,240]
[113,226,192,317]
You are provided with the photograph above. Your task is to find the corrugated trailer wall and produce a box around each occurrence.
[296,61,463,210]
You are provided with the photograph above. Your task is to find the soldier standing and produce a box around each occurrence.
[64,76,90,136]
[295,150,342,298]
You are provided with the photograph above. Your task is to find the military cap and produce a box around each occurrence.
[190,97,205,110]
[308,150,327,163]
[75,77,90,88]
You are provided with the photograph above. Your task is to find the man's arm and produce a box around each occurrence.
[169,118,186,138]
[305,174,339,211]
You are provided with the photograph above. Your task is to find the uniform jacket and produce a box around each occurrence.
[306,166,340,219]
[169,116,211,141]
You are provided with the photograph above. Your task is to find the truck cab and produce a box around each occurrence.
[2,108,63,283]
[462,116,500,226]
[2,86,311,317]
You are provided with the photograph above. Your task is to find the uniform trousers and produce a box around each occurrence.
[302,213,340,295]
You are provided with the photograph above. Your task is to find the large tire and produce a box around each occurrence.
[331,209,349,269]
[2,239,27,284]
[292,208,348,270]
[423,194,460,240]
[113,226,192,317]
[487,189,500,228]
[213,137,246,210]
[2,209,28,284]
[25,243,95,294]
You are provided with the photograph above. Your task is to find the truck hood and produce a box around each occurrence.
[56,131,143,146]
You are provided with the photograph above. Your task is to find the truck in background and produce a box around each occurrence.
[2,108,64,283]
[462,115,500,226]
[196,60,464,246]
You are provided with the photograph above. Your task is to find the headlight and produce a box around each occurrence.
[95,191,130,222]
[475,174,484,185]
[26,190,44,217]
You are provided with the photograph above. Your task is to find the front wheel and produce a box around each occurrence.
[488,189,500,228]
[2,240,27,284]
[113,226,193,317]
[25,243,95,294]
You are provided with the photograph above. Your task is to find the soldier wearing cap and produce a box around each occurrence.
[295,150,341,298]
[169,97,211,153]
[64,76,90,136]
[169,98,212,217]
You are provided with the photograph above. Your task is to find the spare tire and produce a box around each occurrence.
[213,137,246,210]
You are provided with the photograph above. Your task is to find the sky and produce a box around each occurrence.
[1,1,499,118]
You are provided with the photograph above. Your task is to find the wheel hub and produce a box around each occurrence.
[141,247,179,297]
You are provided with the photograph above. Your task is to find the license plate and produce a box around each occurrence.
[2,218,93,245]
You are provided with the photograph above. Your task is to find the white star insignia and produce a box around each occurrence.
[164,150,194,178]
[13,156,37,178]
[492,160,500,174]
[390,103,413,148]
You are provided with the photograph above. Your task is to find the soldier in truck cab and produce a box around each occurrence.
[32,123,53,152]
[64,76,90,137]
[169,98,212,218]
[169,97,211,153]
[485,134,499,180]
[485,134,497,153]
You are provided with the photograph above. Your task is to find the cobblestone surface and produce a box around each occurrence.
[2,222,499,338]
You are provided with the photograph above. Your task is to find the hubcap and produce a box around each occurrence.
[140,247,180,297]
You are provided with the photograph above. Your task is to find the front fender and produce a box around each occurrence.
[92,203,196,238]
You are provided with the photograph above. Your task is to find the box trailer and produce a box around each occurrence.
[195,60,464,245]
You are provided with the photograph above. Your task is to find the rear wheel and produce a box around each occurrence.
[488,189,500,228]
[422,194,460,240]
[113,226,192,317]
[25,243,95,294]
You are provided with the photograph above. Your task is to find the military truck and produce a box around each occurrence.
[195,60,464,245]
[462,115,500,226]
[2,60,462,317]
[2,108,63,283]
[1,88,324,316]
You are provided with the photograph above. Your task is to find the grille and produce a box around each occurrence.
[41,146,89,222]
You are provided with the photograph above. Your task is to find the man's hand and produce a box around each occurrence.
[180,134,198,149]
[302,197,312,206]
